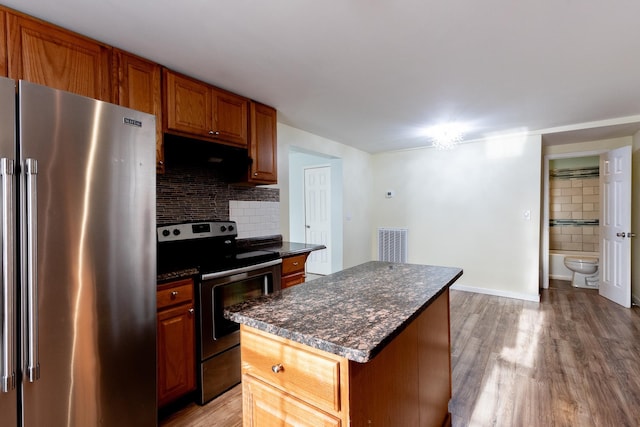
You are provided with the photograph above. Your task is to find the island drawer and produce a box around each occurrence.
[157,279,193,309]
[241,327,341,413]
[282,254,307,275]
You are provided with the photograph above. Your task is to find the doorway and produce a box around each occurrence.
[540,147,631,306]
[288,147,343,275]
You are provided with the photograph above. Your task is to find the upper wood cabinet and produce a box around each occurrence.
[0,9,7,77]
[163,69,248,148]
[248,101,278,184]
[7,11,111,101]
[113,50,164,173]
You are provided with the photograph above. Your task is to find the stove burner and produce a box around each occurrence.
[156,221,279,276]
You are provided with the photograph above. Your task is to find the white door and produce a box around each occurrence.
[600,146,632,308]
[304,166,331,275]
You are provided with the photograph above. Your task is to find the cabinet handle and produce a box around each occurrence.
[271,364,284,374]
[292,262,299,266]
[208,130,220,136]
[253,172,258,176]
[188,308,194,316]
[170,291,178,298]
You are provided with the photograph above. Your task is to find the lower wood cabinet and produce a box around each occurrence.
[240,289,452,427]
[281,253,310,289]
[157,278,196,407]
[243,375,341,427]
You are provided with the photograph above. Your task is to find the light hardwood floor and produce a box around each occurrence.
[159,281,640,426]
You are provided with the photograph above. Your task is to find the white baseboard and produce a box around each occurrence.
[450,284,541,303]
[549,274,572,281]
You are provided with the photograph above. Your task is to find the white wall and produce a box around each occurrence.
[371,134,542,301]
[276,123,374,269]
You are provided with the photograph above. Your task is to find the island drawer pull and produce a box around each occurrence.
[271,363,284,374]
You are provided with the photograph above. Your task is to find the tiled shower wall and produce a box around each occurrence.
[549,171,599,252]
[156,162,279,226]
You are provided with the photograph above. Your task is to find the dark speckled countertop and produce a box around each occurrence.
[260,241,326,257]
[225,261,462,363]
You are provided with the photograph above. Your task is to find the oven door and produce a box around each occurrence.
[198,259,282,360]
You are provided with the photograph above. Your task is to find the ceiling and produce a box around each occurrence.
[6,0,640,153]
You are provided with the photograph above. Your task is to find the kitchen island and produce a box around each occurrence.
[226,261,462,426]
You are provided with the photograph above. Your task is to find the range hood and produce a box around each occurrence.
[163,133,251,177]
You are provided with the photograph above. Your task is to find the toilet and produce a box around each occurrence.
[563,256,599,289]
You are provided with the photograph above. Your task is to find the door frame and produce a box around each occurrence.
[541,149,606,289]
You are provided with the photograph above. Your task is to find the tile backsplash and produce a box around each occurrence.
[156,160,279,225]
[230,201,281,238]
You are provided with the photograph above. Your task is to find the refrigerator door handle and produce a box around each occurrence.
[24,158,39,382]
[0,158,14,392]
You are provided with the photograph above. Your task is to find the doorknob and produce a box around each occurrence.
[305,225,310,229]
[616,232,626,238]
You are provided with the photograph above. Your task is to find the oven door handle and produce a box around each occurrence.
[201,258,282,281]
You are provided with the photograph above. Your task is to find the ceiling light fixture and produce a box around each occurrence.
[426,123,465,150]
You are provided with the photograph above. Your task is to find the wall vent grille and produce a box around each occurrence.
[378,228,408,263]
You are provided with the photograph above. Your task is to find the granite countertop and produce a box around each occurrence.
[225,261,463,363]
[157,267,199,283]
[236,235,326,257]
[260,241,326,257]
[157,237,325,283]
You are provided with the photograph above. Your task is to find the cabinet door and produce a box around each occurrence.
[164,69,212,137]
[7,12,111,101]
[248,102,278,184]
[157,303,196,407]
[114,50,164,173]
[243,375,341,427]
[212,88,248,147]
[0,8,7,77]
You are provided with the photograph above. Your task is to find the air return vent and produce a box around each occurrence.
[377,228,408,263]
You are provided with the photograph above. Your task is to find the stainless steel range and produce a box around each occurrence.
[157,221,282,404]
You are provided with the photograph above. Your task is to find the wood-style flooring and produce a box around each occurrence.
[159,280,640,426]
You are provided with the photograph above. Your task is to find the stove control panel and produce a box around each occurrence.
[157,221,237,242]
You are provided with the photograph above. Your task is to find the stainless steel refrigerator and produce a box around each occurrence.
[0,78,157,426]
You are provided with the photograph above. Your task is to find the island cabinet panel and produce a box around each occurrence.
[7,11,112,101]
[248,101,278,184]
[157,278,196,407]
[417,287,452,426]
[113,50,164,173]
[240,289,452,427]
[163,69,249,148]
[348,321,421,426]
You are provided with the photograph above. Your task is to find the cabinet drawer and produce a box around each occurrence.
[282,254,307,275]
[241,327,341,413]
[157,279,193,310]
[282,272,305,289]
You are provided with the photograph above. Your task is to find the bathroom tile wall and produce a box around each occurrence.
[156,162,279,226]
[549,175,599,252]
